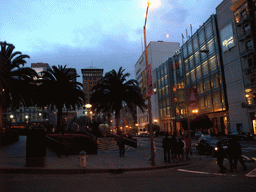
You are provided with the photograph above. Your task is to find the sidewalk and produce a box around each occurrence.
[0,137,196,174]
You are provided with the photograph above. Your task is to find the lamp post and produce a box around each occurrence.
[143,0,155,166]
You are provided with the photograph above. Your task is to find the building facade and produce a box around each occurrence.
[156,15,229,135]
[81,67,103,117]
[135,41,180,132]
[216,0,256,134]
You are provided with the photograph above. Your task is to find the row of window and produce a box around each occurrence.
[183,19,214,58]
[160,91,224,118]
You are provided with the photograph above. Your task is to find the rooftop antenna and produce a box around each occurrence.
[91,59,93,68]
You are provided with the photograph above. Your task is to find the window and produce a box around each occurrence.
[197,82,203,94]
[183,46,188,58]
[204,78,210,91]
[213,92,220,105]
[199,31,205,45]
[188,42,193,55]
[209,57,217,71]
[206,94,212,107]
[241,9,247,20]
[196,66,202,79]
[185,60,189,72]
[244,24,250,33]
[195,52,200,64]
[212,74,219,88]
[202,62,209,75]
[246,40,253,50]
[208,39,215,54]
[193,36,199,50]
[206,23,213,38]
[199,97,205,108]
[189,56,194,69]
[186,73,191,84]
[191,70,196,82]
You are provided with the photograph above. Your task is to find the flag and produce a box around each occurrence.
[182,34,184,44]
[190,24,192,35]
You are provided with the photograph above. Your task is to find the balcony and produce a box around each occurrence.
[240,46,254,58]
[237,30,252,42]
[236,15,250,27]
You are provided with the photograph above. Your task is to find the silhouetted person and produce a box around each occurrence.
[228,137,247,172]
[170,134,178,162]
[184,136,191,159]
[117,135,125,157]
[216,140,227,173]
[177,138,185,162]
[162,135,171,163]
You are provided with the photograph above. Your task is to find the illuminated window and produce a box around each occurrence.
[189,56,194,69]
[191,70,196,82]
[195,52,200,64]
[202,62,209,75]
[209,56,217,71]
[196,66,202,79]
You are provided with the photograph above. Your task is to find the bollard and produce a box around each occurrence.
[79,150,87,168]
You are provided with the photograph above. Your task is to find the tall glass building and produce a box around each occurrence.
[156,15,229,135]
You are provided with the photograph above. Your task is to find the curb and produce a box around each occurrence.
[0,163,190,174]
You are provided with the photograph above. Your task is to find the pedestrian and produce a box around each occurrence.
[216,140,227,173]
[184,136,191,159]
[162,135,171,163]
[170,134,178,162]
[228,136,247,172]
[177,138,185,162]
[116,135,125,157]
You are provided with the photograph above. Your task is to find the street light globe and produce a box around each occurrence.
[85,104,92,109]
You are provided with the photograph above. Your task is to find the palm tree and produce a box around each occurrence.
[0,41,37,127]
[91,67,146,135]
[37,65,85,133]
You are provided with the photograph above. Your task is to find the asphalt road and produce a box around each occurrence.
[0,165,255,192]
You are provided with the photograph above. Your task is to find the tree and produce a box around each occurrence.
[91,67,146,135]
[0,41,37,127]
[37,65,85,133]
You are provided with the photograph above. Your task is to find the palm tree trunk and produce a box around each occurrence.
[57,106,63,134]
[115,111,121,135]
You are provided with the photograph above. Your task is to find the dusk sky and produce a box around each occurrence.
[1,0,223,82]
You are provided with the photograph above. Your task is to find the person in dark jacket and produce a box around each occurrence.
[228,137,247,172]
[116,135,125,157]
[177,138,185,162]
[216,140,227,173]
[162,135,171,163]
[170,134,178,162]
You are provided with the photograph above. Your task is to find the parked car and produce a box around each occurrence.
[198,134,213,142]
[196,138,228,156]
[227,131,254,141]
[194,131,202,139]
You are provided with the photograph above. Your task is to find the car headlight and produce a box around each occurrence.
[214,147,218,151]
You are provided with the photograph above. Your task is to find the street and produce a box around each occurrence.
[0,165,255,192]
[0,136,255,192]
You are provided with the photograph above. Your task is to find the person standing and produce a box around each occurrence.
[184,136,191,159]
[228,137,247,172]
[170,134,178,162]
[162,135,171,163]
[177,138,185,162]
[116,135,125,157]
[216,140,227,173]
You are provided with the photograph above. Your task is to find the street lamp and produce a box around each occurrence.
[143,0,159,166]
